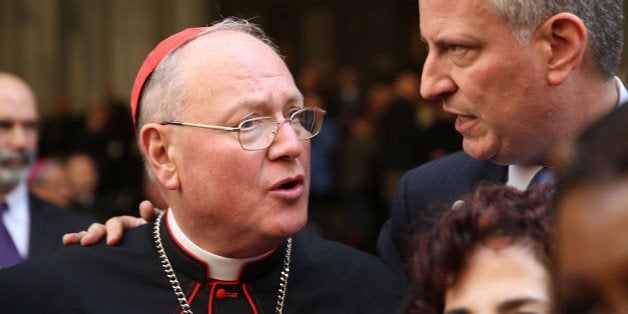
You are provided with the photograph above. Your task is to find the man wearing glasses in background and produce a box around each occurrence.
[0,18,404,313]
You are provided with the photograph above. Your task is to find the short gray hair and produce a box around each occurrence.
[488,0,623,79]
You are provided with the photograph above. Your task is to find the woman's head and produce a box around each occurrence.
[409,184,555,314]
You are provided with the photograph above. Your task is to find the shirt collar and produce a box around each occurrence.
[166,209,273,281]
[615,76,628,106]
[3,181,30,258]
[508,77,627,189]
[507,165,543,191]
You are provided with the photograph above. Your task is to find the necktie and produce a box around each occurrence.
[529,167,555,188]
[0,202,23,268]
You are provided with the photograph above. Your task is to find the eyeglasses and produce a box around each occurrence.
[160,107,326,151]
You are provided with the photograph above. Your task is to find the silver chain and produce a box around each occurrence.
[153,212,292,314]
[275,237,292,313]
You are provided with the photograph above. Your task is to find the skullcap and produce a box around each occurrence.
[130,27,207,127]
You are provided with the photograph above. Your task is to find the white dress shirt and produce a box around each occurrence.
[2,181,31,258]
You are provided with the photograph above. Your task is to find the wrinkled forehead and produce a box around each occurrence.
[418,0,505,39]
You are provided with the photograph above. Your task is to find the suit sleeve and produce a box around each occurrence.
[377,171,413,272]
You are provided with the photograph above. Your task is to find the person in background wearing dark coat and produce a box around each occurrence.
[0,18,405,313]
[0,72,93,269]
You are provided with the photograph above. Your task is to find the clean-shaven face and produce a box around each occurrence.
[419,0,563,165]
[161,31,309,257]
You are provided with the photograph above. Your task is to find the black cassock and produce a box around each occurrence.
[0,216,406,313]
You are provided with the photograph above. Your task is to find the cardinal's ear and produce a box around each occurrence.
[139,124,180,190]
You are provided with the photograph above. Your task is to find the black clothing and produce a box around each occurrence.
[377,151,507,270]
[28,193,94,258]
[0,217,405,313]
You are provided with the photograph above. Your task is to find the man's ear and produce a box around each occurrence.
[139,124,180,190]
[538,12,588,85]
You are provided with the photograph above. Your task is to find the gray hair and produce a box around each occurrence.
[488,0,623,79]
[137,17,279,128]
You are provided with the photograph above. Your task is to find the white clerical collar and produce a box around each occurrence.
[165,209,273,281]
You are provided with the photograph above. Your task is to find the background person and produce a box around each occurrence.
[0,72,93,270]
[27,156,72,208]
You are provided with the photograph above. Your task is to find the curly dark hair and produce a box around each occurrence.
[406,184,555,314]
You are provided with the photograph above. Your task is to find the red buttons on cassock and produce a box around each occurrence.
[216,288,227,300]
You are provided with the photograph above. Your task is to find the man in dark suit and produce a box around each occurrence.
[377,0,626,271]
[0,72,93,269]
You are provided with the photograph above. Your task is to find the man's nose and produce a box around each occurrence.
[420,53,456,100]
[6,125,34,150]
[267,121,303,160]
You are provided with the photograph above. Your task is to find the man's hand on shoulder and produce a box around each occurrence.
[62,200,161,246]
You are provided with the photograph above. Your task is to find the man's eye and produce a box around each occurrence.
[24,122,39,131]
[449,45,466,53]
[0,122,13,130]
[240,119,258,130]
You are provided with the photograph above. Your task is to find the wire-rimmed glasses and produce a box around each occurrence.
[160,107,326,151]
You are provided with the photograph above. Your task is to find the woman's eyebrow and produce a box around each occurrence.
[496,297,548,313]
[444,308,471,314]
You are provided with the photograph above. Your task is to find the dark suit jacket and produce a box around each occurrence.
[27,193,94,260]
[376,151,507,271]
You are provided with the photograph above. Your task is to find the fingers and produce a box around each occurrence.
[62,215,150,247]
[139,200,162,221]
[62,201,160,248]
[61,223,107,246]
[103,217,125,245]
[62,231,88,246]
[81,223,107,246]
[103,215,149,245]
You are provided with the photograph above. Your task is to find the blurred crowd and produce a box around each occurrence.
[32,87,165,224]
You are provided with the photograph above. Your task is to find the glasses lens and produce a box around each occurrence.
[292,109,325,140]
[238,117,275,150]
[237,109,326,151]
